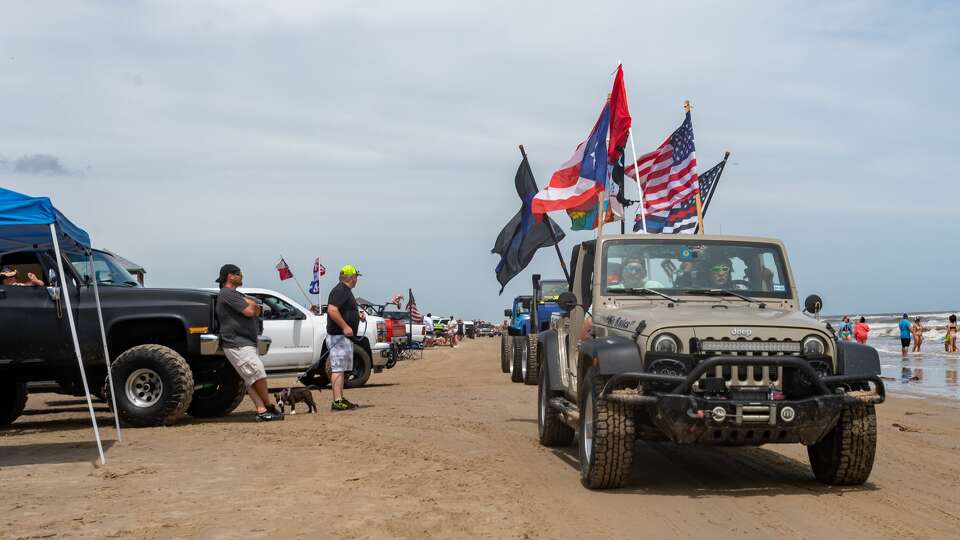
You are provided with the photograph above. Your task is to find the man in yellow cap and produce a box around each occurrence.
[325,265,364,411]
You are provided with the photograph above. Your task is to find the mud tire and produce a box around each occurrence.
[808,404,877,485]
[187,365,247,418]
[578,367,634,489]
[538,356,574,446]
[523,334,539,385]
[510,336,525,383]
[0,380,28,426]
[107,344,194,427]
[500,334,512,373]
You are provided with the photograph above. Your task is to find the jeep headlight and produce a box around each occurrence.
[802,335,827,356]
[652,334,681,353]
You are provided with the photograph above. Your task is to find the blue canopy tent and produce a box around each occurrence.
[0,187,121,464]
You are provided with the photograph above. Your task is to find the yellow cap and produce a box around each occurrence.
[339,264,362,277]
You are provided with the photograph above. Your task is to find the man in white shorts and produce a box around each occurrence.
[215,264,282,422]
[326,265,365,411]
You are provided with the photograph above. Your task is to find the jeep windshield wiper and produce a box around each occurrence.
[684,288,759,304]
[624,288,681,303]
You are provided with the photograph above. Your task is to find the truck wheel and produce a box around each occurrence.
[500,334,512,373]
[511,336,526,383]
[538,356,573,446]
[325,347,373,388]
[523,334,539,385]
[0,380,28,426]
[186,366,246,418]
[107,345,194,428]
[578,367,634,489]
[807,404,877,485]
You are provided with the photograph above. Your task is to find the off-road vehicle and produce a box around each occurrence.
[0,248,270,428]
[536,235,885,489]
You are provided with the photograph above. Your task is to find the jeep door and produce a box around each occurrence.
[0,251,72,364]
[249,293,314,370]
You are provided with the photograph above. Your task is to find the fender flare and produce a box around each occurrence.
[579,335,642,376]
[836,340,881,376]
[537,329,564,393]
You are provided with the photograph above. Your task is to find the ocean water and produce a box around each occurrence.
[826,312,960,400]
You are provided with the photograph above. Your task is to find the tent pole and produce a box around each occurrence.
[50,225,106,465]
[90,252,122,441]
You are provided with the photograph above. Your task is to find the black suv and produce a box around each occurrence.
[0,248,269,427]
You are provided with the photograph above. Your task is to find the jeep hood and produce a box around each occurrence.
[597,304,828,335]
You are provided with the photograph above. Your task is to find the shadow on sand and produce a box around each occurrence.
[0,440,117,467]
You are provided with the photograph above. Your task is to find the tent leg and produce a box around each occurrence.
[90,253,122,441]
[51,224,106,465]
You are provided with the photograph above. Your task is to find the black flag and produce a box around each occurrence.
[492,156,565,294]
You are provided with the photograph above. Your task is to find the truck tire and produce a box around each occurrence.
[578,367,634,489]
[510,336,525,383]
[500,334,512,373]
[186,366,246,418]
[538,356,573,446]
[807,404,877,485]
[107,345,194,428]
[0,380,28,426]
[324,346,373,388]
[523,334,539,385]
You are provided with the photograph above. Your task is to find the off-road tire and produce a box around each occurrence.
[578,367,635,489]
[523,334,539,385]
[500,334,512,373]
[186,366,246,418]
[0,380,28,426]
[807,404,877,485]
[510,336,525,383]
[324,346,373,388]
[107,344,194,428]
[538,356,574,446]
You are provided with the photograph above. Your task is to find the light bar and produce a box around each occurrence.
[700,340,802,353]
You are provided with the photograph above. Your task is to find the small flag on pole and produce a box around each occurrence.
[308,257,324,294]
[275,258,293,281]
[406,288,423,324]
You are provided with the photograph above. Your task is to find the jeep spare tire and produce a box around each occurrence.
[107,344,194,427]
[187,365,246,418]
[0,380,28,426]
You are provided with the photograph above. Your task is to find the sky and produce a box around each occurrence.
[2,1,958,322]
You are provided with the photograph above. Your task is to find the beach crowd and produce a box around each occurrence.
[836,313,959,357]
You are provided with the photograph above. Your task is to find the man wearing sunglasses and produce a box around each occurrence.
[619,257,665,290]
[703,259,733,288]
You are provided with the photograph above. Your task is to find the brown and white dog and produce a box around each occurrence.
[274,386,318,414]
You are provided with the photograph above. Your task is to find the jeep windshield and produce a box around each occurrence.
[68,250,140,287]
[602,239,791,300]
[539,280,568,301]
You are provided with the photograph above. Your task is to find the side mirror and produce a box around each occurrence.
[46,286,61,302]
[557,291,578,313]
[504,308,512,317]
[804,294,823,315]
[47,268,59,287]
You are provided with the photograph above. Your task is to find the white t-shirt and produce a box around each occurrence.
[423,315,433,329]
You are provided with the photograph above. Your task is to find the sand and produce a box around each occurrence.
[2,338,959,539]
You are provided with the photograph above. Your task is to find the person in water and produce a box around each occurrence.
[898,313,912,357]
[854,316,870,344]
[946,314,958,353]
[911,316,925,352]
[838,316,853,341]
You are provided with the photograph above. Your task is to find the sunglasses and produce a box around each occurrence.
[710,265,730,273]
[623,264,646,274]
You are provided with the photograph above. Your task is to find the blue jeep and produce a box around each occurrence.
[501,275,567,384]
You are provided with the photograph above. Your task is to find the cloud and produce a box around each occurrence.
[11,154,71,175]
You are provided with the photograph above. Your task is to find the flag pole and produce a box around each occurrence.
[696,151,730,234]
[519,144,571,283]
[627,127,647,233]
[684,100,705,236]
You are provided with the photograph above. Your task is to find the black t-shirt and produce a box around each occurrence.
[327,281,359,336]
[217,287,259,348]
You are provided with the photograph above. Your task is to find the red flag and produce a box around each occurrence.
[607,64,631,164]
[275,258,293,281]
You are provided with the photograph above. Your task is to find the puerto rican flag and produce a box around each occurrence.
[531,102,611,217]
[275,258,293,281]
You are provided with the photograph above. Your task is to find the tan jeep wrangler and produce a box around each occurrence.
[536,234,885,489]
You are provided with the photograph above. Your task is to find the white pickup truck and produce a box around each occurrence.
[208,288,393,388]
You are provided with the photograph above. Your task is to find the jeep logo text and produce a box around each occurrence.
[730,328,752,337]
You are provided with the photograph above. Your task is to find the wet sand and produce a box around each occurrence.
[2,338,959,539]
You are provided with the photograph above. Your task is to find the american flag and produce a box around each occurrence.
[626,111,698,215]
[406,288,423,324]
[634,156,726,234]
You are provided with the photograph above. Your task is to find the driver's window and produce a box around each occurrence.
[255,295,300,321]
[0,251,45,287]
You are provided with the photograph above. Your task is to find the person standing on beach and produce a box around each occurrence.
[215,264,282,422]
[899,313,912,357]
[325,265,364,411]
[911,317,926,352]
[946,314,958,353]
[838,316,853,341]
[854,316,870,344]
[423,313,434,337]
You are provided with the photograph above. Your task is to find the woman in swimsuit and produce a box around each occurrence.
[838,316,853,341]
[911,317,925,352]
[946,314,958,353]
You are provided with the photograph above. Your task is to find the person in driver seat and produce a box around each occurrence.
[1,265,44,287]
[699,258,733,289]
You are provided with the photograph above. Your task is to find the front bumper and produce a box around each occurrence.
[601,355,884,445]
[199,334,272,356]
